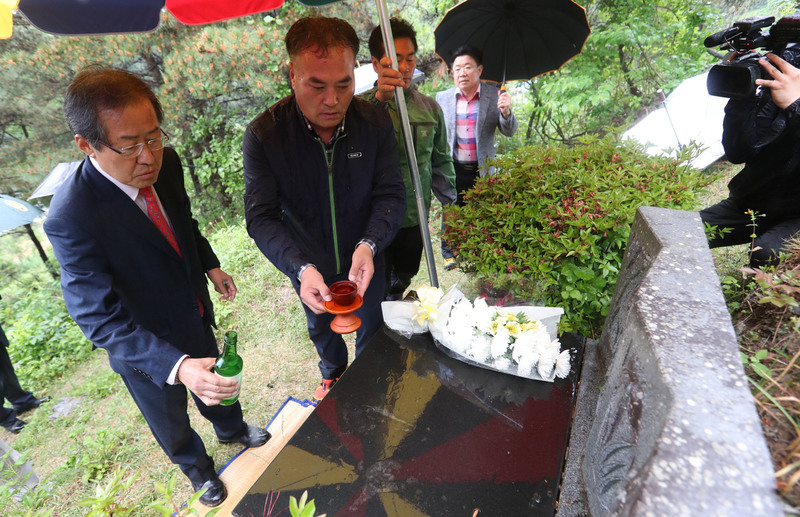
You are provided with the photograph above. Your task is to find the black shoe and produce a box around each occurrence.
[192,473,227,507]
[218,423,271,448]
[15,396,50,414]
[2,418,26,434]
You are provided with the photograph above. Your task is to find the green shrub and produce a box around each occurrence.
[442,134,718,337]
[3,282,91,388]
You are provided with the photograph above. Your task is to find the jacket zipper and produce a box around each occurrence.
[320,136,344,274]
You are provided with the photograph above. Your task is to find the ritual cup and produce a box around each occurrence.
[329,280,358,307]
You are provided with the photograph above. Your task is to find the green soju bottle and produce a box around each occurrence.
[214,331,243,406]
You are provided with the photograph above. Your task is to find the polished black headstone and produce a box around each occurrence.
[235,327,584,517]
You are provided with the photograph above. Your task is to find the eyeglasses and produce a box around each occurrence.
[452,65,476,74]
[101,129,169,158]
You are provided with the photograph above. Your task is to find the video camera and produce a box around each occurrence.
[705,13,800,98]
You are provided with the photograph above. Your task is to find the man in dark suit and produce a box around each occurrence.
[44,67,268,507]
[0,313,48,434]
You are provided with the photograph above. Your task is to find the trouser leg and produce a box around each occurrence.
[384,226,423,301]
[355,255,386,357]
[121,373,215,486]
[700,199,800,266]
[751,217,800,266]
[454,163,480,206]
[699,199,756,248]
[0,342,33,426]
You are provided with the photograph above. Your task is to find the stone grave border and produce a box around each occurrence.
[558,206,784,516]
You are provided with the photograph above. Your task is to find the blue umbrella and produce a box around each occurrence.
[0,194,57,279]
[0,194,42,234]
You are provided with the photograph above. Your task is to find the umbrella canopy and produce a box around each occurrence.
[0,194,42,234]
[434,0,591,84]
[2,0,285,38]
[623,71,726,169]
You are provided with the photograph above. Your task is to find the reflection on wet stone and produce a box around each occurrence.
[235,327,583,516]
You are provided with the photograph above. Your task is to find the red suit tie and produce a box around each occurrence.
[139,186,204,316]
[139,186,182,257]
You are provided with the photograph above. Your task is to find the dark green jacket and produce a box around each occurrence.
[362,86,456,228]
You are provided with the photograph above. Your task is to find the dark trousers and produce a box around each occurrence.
[700,198,800,266]
[0,324,37,427]
[385,226,423,301]
[293,257,386,380]
[442,162,480,259]
[119,326,245,486]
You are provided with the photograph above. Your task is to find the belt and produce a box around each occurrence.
[455,162,479,173]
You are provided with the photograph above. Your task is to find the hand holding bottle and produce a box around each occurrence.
[177,357,239,406]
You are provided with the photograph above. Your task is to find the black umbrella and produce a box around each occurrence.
[434,0,591,84]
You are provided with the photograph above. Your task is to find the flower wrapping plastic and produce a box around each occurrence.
[382,286,568,382]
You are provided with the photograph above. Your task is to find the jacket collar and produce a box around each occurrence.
[294,98,347,146]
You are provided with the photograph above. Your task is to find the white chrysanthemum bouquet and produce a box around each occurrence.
[382,285,570,382]
[439,296,570,381]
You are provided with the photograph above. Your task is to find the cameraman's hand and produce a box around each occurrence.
[756,53,800,109]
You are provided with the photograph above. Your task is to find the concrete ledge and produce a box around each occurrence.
[559,206,783,516]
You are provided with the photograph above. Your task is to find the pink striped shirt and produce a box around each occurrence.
[455,85,480,164]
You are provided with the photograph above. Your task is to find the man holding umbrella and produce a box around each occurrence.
[436,45,518,268]
[362,18,457,301]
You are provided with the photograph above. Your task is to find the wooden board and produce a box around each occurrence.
[189,397,316,516]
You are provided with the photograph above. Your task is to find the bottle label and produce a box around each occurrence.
[214,370,242,406]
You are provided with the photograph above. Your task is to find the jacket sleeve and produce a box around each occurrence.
[243,126,310,281]
[499,109,518,137]
[721,94,796,164]
[359,117,406,254]
[43,215,185,386]
[490,84,517,137]
[431,105,457,206]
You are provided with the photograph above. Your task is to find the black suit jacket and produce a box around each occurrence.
[44,149,220,386]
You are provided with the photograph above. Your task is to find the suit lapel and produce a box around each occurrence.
[81,160,184,261]
[477,83,491,148]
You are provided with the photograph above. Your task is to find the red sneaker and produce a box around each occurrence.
[312,378,338,403]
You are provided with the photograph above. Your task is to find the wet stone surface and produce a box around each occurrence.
[560,206,783,516]
[235,328,584,517]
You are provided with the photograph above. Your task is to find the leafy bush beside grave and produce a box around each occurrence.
[442,134,717,337]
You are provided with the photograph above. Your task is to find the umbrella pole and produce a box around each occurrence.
[375,0,439,289]
[24,224,58,281]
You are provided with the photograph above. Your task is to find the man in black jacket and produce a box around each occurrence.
[243,16,405,402]
[701,52,800,266]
